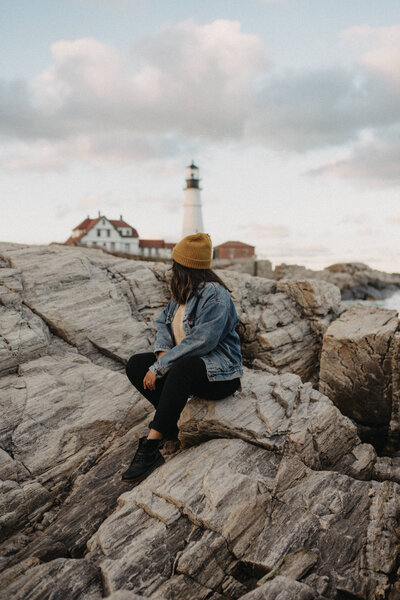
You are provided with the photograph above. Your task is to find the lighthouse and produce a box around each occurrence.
[182,161,204,238]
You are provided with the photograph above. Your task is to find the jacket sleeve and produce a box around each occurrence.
[153,301,175,354]
[149,297,229,378]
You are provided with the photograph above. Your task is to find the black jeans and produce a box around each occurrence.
[125,352,241,438]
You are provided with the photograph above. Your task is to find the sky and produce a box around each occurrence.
[1,0,400,272]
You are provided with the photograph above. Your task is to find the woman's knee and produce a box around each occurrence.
[125,352,154,382]
[125,353,138,378]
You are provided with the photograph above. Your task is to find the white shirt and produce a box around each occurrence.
[172,303,186,345]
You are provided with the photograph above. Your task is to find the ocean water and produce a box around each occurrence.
[341,290,400,317]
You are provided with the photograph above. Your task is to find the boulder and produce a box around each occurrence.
[215,269,342,384]
[1,242,341,385]
[274,261,400,301]
[4,438,396,599]
[240,576,323,599]
[319,304,400,449]
[0,244,158,368]
[0,351,152,540]
[178,367,376,479]
[1,242,400,599]
[1,557,103,599]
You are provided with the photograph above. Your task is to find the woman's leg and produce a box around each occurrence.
[125,352,166,408]
[197,371,241,401]
[148,356,239,438]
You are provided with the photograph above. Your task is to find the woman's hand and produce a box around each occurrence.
[143,370,157,391]
[143,352,166,389]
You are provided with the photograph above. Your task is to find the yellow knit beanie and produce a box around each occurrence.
[172,232,212,269]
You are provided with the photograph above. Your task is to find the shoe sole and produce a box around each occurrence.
[121,453,165,484]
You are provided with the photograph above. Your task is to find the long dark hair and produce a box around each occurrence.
[169,260,232,304]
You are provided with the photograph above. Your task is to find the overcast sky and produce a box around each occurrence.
[1,0,400,271]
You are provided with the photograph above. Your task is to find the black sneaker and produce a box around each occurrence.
[121,436,165,483]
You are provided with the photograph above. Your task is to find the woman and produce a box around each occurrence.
[123,232,243,482]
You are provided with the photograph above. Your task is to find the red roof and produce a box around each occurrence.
[74,217,99,231]
[65,215,138,244]
[65,217,101,244]
[110,220,138,237]
[214,240,255,249]
[165,242,176,248]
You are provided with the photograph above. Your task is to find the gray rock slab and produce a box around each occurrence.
[0,351,152,537]
[1,557,103,599]
[216,270,342,384]
[178,367,376,479]
[81,438,400,599]
[274,261,400,301]
[319,304,399,444]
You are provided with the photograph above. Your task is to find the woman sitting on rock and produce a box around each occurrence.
[123,232,243,482]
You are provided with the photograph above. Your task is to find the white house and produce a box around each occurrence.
[65,213,140,254]
[65,212,175,258]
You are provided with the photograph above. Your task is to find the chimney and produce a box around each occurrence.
[120,214,123,220]
[98,210,101,217]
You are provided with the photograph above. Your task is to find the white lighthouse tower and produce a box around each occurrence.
[182,161,204,238]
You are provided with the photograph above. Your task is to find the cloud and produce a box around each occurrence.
[304,25,400,186]
[55,190,126,219]
[340,25,400,88]
[0,21,267,170]
[1,20,400,188]
[308,125,400,187]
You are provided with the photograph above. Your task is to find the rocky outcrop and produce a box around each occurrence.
[178,368,376,481]
[1,242,341,384]
[1,242,400,599]
[0,243,166,373]
[3,440,399,600]
[0,351,153,542]
[274,261,400,300]
[319,304,400,451]
[216,270,342,384]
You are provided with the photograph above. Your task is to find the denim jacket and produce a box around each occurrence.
[149,281,243,382]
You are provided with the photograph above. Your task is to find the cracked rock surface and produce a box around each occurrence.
[4,440,399,599]
[1,242,400,599]
[274,261,400,301]
[214,270,342,385]
[319,304,400,451]
[178,367,377,480]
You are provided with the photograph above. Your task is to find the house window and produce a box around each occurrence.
[97,229,101,237]
[106,229,110,237]
[125,243,130,252]
[230,248,235,259]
